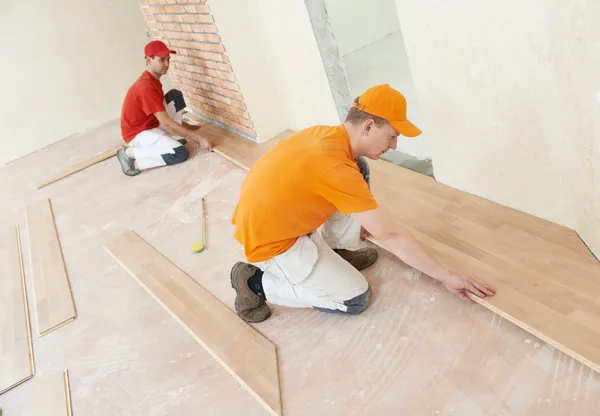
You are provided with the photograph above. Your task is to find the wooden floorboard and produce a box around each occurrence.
[25,199,76,336]
[0,227,34,395]
[369,158,600,373]
[104,231,282,416]
[36,145,122,189]
[22,370,72,416]
[202,124,600,374]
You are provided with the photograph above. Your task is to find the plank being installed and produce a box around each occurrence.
[36,145,123,189]
[104,231,282,416]
[25,199,76,336]
[0,227,34,395]
[23,369,73,416]
[203,124,600,374]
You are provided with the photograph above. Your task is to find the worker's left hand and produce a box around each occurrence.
[442,274,495,302]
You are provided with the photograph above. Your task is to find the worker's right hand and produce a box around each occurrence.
[442,273,496,302]
[196,134,215,151]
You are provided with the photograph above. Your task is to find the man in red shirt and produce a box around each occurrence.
[118,40,214,176]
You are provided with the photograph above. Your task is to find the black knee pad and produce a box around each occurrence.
[164,89,186,112]
[162,145,189,165]
[344,285,372,315]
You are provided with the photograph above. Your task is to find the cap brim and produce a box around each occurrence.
[154,49,177,57]
[391,119,422,138]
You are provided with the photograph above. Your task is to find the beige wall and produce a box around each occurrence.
[324,0,400,57]
[395,0,600,257]
[0,1,150,165]
[210,0,340,141]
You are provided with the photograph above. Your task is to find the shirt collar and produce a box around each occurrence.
[335,124,356,161]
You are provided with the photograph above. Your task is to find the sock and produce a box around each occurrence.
[248,269,265,298]
[125,148,136,159]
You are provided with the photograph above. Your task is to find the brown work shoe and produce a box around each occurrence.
[230,262,271,323]
[334,247,378,271]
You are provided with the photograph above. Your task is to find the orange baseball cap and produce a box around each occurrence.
[352,84,422,137]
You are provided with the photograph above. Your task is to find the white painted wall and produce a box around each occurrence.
[324,0,400,57]
[210,0,339,141]
[395,0,600,258]
[0,1,150,165]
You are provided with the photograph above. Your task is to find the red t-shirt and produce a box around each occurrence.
[120,71,166,143]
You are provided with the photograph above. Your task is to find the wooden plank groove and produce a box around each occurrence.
[0,227,35,395]
[200,124,600,374]
[25,199,76,337]
[36,145,122,189]
[23,369,72,416]
[104,231,282,416]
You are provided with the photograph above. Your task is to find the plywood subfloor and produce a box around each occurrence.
[0,227,34,395]
[25,199,76,336]
[2,119,600,415]
[105,231,282,415]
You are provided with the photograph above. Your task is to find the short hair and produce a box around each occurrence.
[345,97,389,127]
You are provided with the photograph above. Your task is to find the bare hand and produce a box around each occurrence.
[360,226,370,241]
[196,135,215,151]
[442,274,496,302]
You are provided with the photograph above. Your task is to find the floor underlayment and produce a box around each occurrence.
[1,119,600,415]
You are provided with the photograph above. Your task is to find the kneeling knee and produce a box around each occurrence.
[164,146,189,165]
[344,285,372,315]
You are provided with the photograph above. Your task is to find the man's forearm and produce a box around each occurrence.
[382,233,451,283]
[162,118,202,142]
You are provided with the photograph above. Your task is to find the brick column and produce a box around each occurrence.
[139,0,256,138]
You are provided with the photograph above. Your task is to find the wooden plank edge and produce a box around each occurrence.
[369,236,600,374]
[64,369,73,416]
[102,235,282,416]
[0,374,34,396]
[0,227,36,395]
[213,148,251,171]
[38,317,77,337]
[26,200,77,337]
[36,145,121,189]
[17,226,36,375]
[467,294,600,374]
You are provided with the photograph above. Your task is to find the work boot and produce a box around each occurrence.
[334,247,378,271]
[116,148,140,177]
[230,262,271,323]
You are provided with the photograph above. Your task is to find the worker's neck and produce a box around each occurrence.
[344,122,366,158]
[147,69,162,80]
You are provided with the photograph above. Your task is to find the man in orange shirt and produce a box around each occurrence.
[231,85,495,323]
[118,40,214,176]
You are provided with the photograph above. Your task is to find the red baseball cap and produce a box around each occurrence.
[144,40,176,57]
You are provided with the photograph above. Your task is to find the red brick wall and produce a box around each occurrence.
[139,0,256,138]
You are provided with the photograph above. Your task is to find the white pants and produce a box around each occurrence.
[128,100,186,170]
[256,212,372,313]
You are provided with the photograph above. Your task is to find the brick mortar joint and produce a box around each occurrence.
[170,70,242,94]
[173,81,246,105]
[182,89,249,115]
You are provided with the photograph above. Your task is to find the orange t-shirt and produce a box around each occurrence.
[232,124,379,262]
[120,71,166,143]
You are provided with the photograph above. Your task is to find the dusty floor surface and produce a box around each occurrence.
[1,120,600,415]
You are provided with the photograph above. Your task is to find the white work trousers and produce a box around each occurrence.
[128,100,186,170]
[256,211,372,313]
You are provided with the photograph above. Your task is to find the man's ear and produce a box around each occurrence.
[363,119,374,135]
